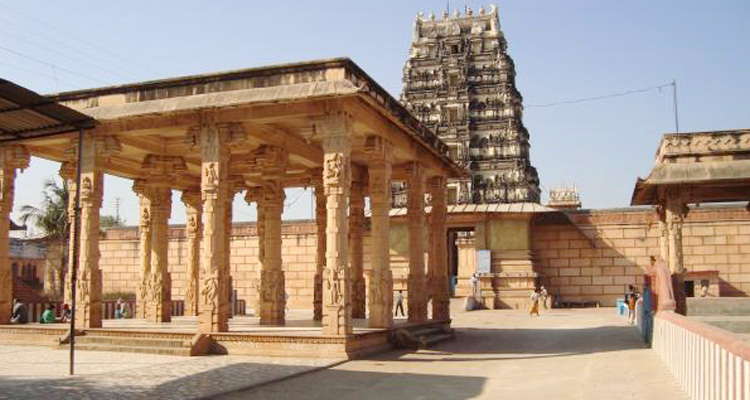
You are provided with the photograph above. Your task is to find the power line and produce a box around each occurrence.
[0,59,78,88]
[526,82,673,108]
[0,44,112,85]
[0,26,139,81]
[0,15,147,81]
[0,2,164,77]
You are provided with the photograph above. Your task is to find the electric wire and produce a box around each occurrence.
[526,82,673,108]
[0,44,111,85]
[0,26,139,81]
[0,2,164,77]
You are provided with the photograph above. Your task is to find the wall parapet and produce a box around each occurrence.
[653,311,750,399]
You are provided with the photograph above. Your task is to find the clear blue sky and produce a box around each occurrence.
[2,1,749,230]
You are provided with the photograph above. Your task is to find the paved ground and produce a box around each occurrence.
[220,307,689,400]
[0,345,343,400]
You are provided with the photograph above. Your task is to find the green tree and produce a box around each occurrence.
[100,214,126,229]
[19,179,69,298]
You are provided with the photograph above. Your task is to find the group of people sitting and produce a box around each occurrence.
[10,298,72,324]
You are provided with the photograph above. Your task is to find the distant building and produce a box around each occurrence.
[400,5,540,205]
[547,185,582,210]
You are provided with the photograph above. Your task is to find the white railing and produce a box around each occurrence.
[653,311,750,400]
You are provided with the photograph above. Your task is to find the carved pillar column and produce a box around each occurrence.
[134,155,184,323]
[0,146,29,323]
[313,172,326,321]
[428,176,450,321]
[191,121,246,333]
[246,145,288,325]
[59,161,77,304]
[349,180,366,319]
[365,136,393,328]
[223,179,242,321]
[182,190,202,316]
[75,134,120,328]
[320,112,352,336]
[665,188,688,315]
[406,162,427,323]
[133,182,152,320]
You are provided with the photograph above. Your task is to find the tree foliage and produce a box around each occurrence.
[19,179,69,239]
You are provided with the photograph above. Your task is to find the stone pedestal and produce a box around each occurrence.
[366,136,393,328]
[406,162,427,323]
[0,146,29,324]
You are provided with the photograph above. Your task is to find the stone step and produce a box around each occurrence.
[687,298,750,316]
[76,335,190,348]
[72,343,192,357]
[421,332,456,348]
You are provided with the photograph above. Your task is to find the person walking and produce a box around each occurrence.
[625,285,640,325]
[540,286,549,309]
[394,290,405,317]
[114,298,124,319]
[529,290,541,317]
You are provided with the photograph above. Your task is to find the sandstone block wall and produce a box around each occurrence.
[534,206,750,306]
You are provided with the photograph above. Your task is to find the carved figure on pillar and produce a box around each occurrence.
[428,176,450,321]
[182,190,202,316]
[365,136,393,328]
[349,180,366,319]
[0,146,30,324]
[406,162,428,323]
[319,112,353,336]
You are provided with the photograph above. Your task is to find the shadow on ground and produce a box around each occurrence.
[0,361,316,400]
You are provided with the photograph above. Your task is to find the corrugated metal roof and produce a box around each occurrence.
[0,78,95,142]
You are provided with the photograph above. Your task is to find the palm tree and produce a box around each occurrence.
[19,179,69,298]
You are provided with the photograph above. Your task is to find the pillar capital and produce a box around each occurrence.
[316,111,353,139]
[142,155,186,183]
[248,145,288,177]
[0,145,30,171]
[187,122,247,152]
[364,135,393,164]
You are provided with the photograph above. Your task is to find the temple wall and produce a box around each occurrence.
[96,206,750,312]
[534,206,750,306]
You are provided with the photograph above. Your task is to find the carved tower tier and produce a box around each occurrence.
[400,5,540,205]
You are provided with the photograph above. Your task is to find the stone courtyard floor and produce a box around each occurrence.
[0,306,689,400]
[220,306,689,400]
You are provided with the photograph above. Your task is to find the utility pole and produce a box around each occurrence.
[672,79,680,133]
[115,197,121,223]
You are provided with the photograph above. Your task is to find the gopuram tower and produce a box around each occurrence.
[400,5,540,205]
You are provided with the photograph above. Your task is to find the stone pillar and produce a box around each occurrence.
[74,134,120,329]
[133,183,152,320]
[0,146,29,324]
[321,112,352,336]
[182,190,202,316]
[246,145,288,325]
[191,121,246,333]
[665,189,688,315]
[133,156,184,323]
[223,179,242,321]
[313,173,326,321]
[349,180,366,319]
[428,176,450,321]
[365,136,393,328]
[406,162,427,323]
[59,161,77,304]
